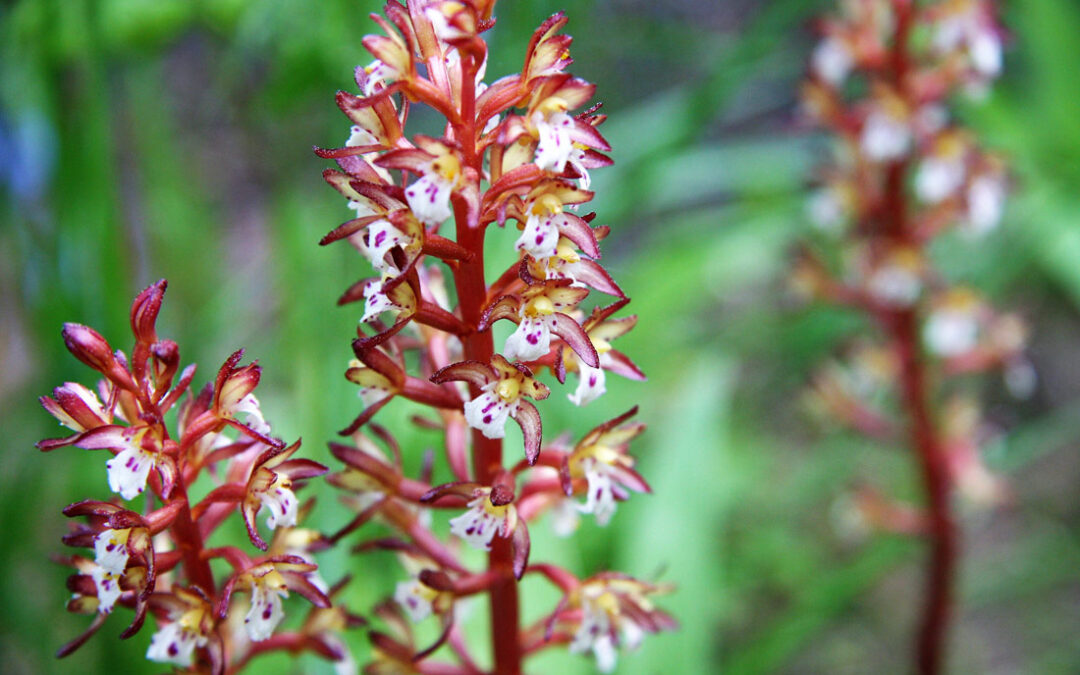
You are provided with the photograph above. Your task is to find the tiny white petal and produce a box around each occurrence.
[405,170,454,227]
[970,30,1002,77]
[346,124,377,148]
[360,279,402,324]
[568,363,606,407]
[245,580,287,642]
[259,484,299,530]
[234,393,271,435]
[504,315,555,363]
[924,310,979,357]
[866,265,921,307]
[449,496,505,550]
[812,37,853,86]
[577,458,618,526]
[514,212,560,259]
[550,498,581,537]
[463,390,514,439]
[394,579,434,623]
[807,188,845,233]
[106,445,155,501]
[147,621,204,667]
[861,111,911,161]
[915,157,966,204]
[965,175,1005,235]
[90,565,123,614]
[94,529,130,575]
[534,111,575,172]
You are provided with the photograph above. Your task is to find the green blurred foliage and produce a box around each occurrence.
[2,0,1079,673]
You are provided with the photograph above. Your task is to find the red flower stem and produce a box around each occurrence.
[449,48,522,674]
[879,3,955,672]
[891,309,955,675]
[167,484,215,595]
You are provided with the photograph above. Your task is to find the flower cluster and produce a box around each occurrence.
[38,281,353,673]
[797,0,1021,671]
[316,1,670,672]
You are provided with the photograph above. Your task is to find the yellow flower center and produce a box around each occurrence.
[530,193,563,218]
[431,154,461,183]
[524,295,555,317]
[538,96,568,116]
[496,378,520,402]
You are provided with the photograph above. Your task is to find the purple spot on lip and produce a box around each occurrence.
[483,415,493,424]
[588,375,597,386]
[374,231,387,247]
[263,605,273,620]
[168,642,179,657]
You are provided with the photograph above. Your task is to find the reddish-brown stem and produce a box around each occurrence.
[877,4,955,672]
[166,484,216,595]
[891,309,955,675]
[449,48,522,675]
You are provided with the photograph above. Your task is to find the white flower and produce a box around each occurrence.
[567,145,591,191]
[147,620,206,667]
[394,578,436,623]
[357,382,393,409]
[463,386,518,440]
[361,60,395,97]
[504,316,556,362]
[514,211,561,259]
[258,482,299,530]
[915,156,966,204]
[970,30,1002,77]
[965,174,1005,236]
[812,36,853,86]
[234,393,271,436]
[90,565,123,614]
[807,186,847,233]
[245,577,288,642]
[94,528,131,575]
[577,458,618,526]
[106,444,155,500]
[569,362,606,406]
[357,220,408,274]
[346,124,377,148]
[405,159,457,226]
[569,588,646,673]
[549,498,581,537]
[533,110,575,172]
[425,4,469,42]
[861,110,911,161]
[935,11,1002,79]
[448,495,512,551]
[924,308,978,357]
[866,255,922,307]
[360,278,404,324]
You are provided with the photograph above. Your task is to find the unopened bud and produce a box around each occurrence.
[62,323,116,373]
[130,279,167,344]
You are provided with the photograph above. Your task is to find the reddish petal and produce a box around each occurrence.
[512,519,531,580]
[551,313,599,368]
[513,401,543,465]
[430,360,494,388]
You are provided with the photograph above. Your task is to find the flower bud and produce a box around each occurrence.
[130,279,167,344]
[62,323,117,374]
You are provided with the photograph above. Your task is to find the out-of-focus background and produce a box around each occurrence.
[2,0,1079,673]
